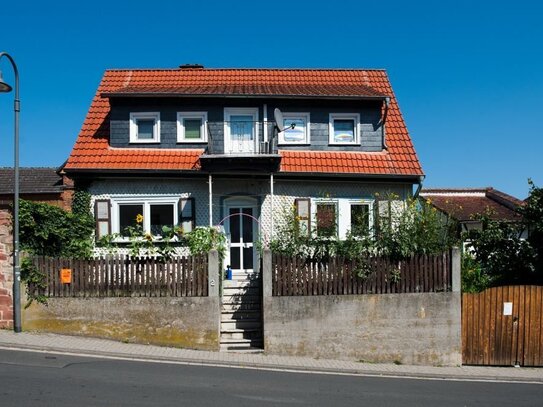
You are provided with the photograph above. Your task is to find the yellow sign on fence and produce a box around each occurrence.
[60,268,72,284]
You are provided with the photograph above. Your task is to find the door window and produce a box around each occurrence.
[227,207,255,272]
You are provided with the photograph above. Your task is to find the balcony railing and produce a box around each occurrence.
[205,121,279,156]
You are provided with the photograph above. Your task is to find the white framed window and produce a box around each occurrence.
[314,200,338,237]
[278,112,310,145]
[310,198,374,239]
[343,200,374,238]
[129,112,160,143]
[177,112,208,143]
[111,196,179,239]
[224,107,259,154]
[329,113,360,145]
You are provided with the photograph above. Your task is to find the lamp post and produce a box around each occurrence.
[0,51,21,333]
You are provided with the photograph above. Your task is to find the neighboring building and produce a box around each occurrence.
[0,167,73,329]
[420,187,524,234]
[62,66,424,349]
[0,167,73,210]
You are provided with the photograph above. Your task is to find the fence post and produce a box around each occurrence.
[262,249,272,298]
[208,250,219,297]
[451,247,461,292]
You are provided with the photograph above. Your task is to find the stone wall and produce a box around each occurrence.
[0,209,13,329]
[263,293,461,366]
[22,297,221,350]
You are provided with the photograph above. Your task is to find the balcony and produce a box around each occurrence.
[199,121,281,172]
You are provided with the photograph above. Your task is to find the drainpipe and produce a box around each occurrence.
[270,173,274,241]
[208,174,213,226]
[263,103,268,143]
[381,97,390,150]
[413,175,425,199]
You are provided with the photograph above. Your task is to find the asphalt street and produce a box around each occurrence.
[0,349,541,406]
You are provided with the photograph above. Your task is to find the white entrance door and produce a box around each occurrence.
[225,206,256,274]
[224,108,258,154]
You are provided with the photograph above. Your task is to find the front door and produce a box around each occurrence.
[225,206,256,274]
[224,108,258,154]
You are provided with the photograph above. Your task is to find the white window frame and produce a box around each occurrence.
[129,112,160,143]
[328,113,360,145]
[312,199,339,238]
[311,198,374,239]
[111,196,179,240]
[177,112,208,143]
[278,112,311,145]
[342,199,374,239]
[224,107,259,154]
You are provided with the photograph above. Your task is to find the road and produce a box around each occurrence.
[0,349,541,406]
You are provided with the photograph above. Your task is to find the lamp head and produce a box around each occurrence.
[0,70,13,93]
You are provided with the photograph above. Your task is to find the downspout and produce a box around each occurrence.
[270,173,274,241]
[413,175,425,199]
[263,104,268,143]
[208,174,213,226]
[381,97,390,150]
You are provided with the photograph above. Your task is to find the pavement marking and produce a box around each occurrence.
[0,345,541,385]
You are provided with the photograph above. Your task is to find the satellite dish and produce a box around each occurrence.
[273,108,296,132]
[273,108,284,132]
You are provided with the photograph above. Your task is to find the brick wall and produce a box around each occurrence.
[0,209,13,329]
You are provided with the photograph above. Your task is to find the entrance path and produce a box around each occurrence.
[0,330,541,383]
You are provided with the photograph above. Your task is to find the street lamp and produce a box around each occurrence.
[0,51,21,333]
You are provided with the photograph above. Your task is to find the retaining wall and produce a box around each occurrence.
[263,292,461,366]
[22,296,220,350]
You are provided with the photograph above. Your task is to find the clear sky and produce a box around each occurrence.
[0,0,541,198]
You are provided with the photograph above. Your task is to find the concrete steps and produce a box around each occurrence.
[220,273,262,352]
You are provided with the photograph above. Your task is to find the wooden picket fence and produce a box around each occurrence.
[29,255,208,298]
[271,252,451,296]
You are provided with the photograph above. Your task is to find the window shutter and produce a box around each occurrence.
[179,197,195,234]
[94,199,111,241]
[294,198,310,237]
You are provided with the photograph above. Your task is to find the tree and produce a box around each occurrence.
[519,180,543,275]
[463,180,543,290]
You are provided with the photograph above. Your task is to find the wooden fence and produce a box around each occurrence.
[271,252,451,296]
[30,255,208,298]
[462,285,543,367]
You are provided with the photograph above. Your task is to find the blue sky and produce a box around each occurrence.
[0,0,541,198]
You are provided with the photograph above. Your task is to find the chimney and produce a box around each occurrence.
[179,64,204,69]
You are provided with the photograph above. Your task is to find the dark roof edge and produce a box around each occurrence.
[101,92,388,100]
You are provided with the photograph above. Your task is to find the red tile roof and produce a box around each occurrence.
[64,68,423,176]
[420,188,523,222]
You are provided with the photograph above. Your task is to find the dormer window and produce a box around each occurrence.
[129,112,160,143]
[177,112,208,143]
[329,113,360,145]
[278,112,310,145]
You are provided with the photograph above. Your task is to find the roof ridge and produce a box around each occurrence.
[105,67,388,72]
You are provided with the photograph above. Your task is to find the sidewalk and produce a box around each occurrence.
[0,330,541,383]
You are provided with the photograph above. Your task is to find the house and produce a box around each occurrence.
[0,167,73,210]
[420,187,524,234]
[62,65,423,350]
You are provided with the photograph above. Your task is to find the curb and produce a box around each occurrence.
[0,341,541,384]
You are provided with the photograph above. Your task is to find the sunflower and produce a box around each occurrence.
[136,214,144,224]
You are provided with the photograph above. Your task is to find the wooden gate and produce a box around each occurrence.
[462,285,543,366]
